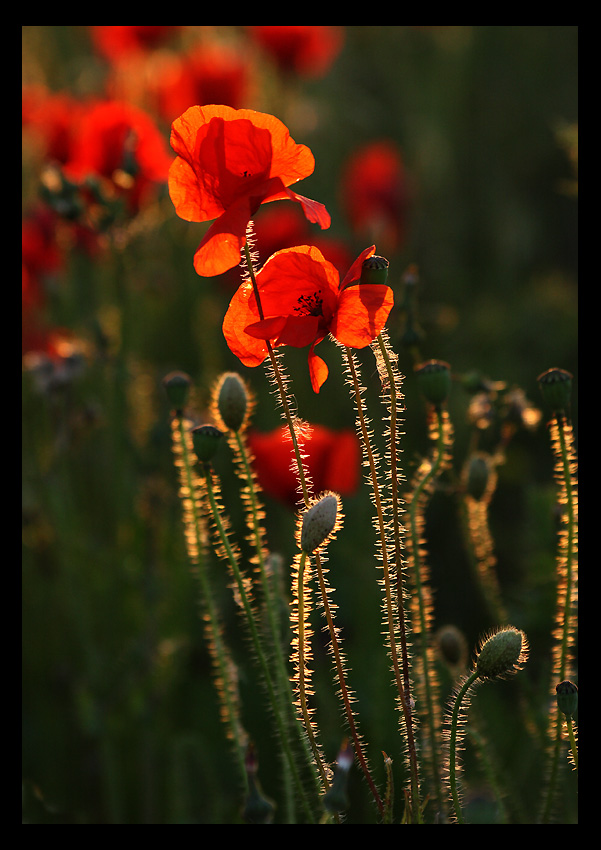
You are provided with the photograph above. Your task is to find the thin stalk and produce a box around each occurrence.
[200,464,316,822]
[540,412,578,822]
[343,344,422,823]
[448,671,479,824]
[406,405,452,816]
[242,238,385,817]
[172,414,248,789]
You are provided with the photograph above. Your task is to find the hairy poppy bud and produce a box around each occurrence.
[360,255,389,286]
[415,359,452,406]
[191,424,223,464]
[464,453,493,501]
[556,680,578,718]
[215,372,249,432]
[537,367,573,414]
[475,626,528,680]
[163,371,192,411]
[300,493,341,554]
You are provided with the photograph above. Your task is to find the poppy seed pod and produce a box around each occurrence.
[360,254,389,286]
[415,359,452,406]
[537,367,573,414]
[475,626,528,680]
[163,370,192,411]
[191,424,223,464]
[300,493,341,554]
[215,372,249,432]
[556,680,578,718]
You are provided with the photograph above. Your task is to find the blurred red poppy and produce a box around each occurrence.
[168,104,330,276]
[89,26,181,62]
[341,140,407,255]
[248,423,360,507]
[222,244,393,392]
[248,26,344,78]
[64,100,172,213]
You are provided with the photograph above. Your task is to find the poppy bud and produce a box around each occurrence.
[556,680,578,718]
[436,624,468,671]
[537,367,573,414]
[215,372,249,432]
[360,255,389,286]
[475,626,528,680]
[300,493,341,554]
[191,424,223,464]
[162,370,192,411]
[464,453,493,501]
[414,359,452,406]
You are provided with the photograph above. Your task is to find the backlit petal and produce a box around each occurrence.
[331,285,394,348]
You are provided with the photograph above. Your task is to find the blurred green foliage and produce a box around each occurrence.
[22,26,577,823]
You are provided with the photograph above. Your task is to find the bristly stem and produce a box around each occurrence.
[342,343,422,823]
[539,411,578,823]
[242,236,385,819]
[447,671,479,823]
[170,413,248,790]
[200,461,317,822]
[406,404,453,817]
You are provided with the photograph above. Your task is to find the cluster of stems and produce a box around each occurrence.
[165,235,576,824]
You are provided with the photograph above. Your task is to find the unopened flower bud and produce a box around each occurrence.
[436,624,468,671]
[215,372,249,432]
[556,680,578,718]
[475,626,528,680]
[300,493,341,554]
[191,424,223,464]
[360,255,389,286]
[537,368,573,414]
[464,453,493,501]
[162,371,192,411]
[415,359,452,406]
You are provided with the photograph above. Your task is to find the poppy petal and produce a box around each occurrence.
[222,281,268,366]
[192,196,254,276]
[308,343,329,393]
[331,285,394,348]
[339,244,376,290]
[282,188,331,229]
[245,316,288,340]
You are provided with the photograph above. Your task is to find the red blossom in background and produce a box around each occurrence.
[89,26,181,62]
[223,244,393,393]
[63,100,172,213]
[169,104,330,276]
[248,423,360,507]
[248,26,344,78]
[341,140,408,255]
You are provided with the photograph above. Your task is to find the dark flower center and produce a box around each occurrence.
[294,291,323,317]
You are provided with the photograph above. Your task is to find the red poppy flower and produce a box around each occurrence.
[63,100,172,213]
[248,26,344,78]
[248,423,360,507]
[168,104,330,276]
[341,140,407,255]
[222,244,393,393]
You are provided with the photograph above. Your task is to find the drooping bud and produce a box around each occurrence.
[214,372,249,432]
[537,368,573,414]
[415,359,452,406]
[556,680,578,718]
[360,255,389,286]
[162,371,192,411]
[191,424,223,464]
[474,626,528,680]
[300,492,341,554]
